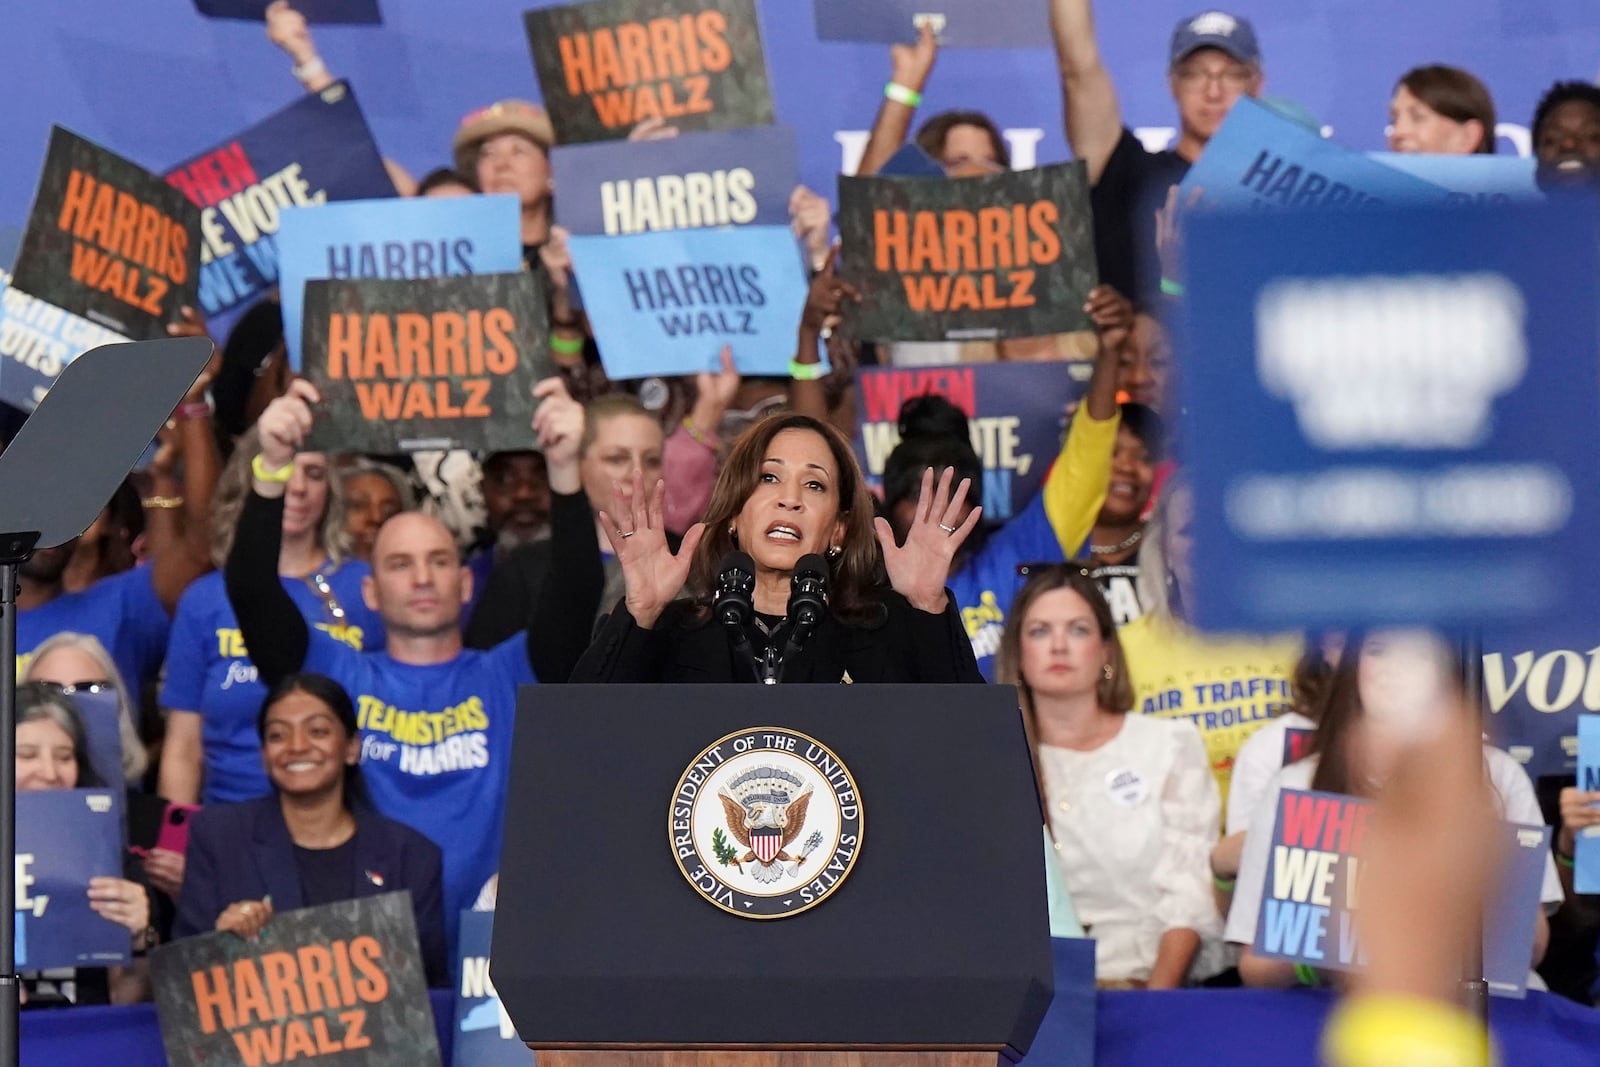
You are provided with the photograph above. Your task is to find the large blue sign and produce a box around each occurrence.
[16,789,128,972]
[552,126,799,236]
[1180,198,1600,633]
[165,82,397,316]
[453,910,526,1067]
[275,194,523,370]
[1480,625,1592,781]
[813,0,1050,50]
[1368,152,1543,205]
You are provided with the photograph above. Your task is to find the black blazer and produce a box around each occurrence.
[174,795,448,987]
[571,589,985,684]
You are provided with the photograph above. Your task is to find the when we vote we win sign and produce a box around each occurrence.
[1253,789,1370,971]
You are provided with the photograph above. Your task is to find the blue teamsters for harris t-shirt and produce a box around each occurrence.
[160,566,385,804]
[20,566,170,691]
[302,631,535,943]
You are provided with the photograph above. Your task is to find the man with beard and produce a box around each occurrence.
[464,450,551,613]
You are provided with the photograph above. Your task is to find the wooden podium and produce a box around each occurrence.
[493,685,1056,1065]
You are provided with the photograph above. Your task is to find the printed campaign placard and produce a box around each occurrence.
[1576,715,1600,893]
[302,272,551,454]
[11,127,201,340]
[552,126,798,236]
[1177,99,1445,211]
[1369,153,1543,205]
[1253,788,1548,996]
[0,265,128,411]
[1180,198,1600,633]
[1480,625,1591,780]
[193,0,381,22]
[276,194,523,370]
[15,789,128,971]
[68,688,126,791]
[838,162,1097,342]
[566,224,806,378]
[152,892,439,1067]
[452,910,526,1067]
[852,361,1088,524]
[165,82,397,317]
[813,0,1050,49]
[524,0,775,144]
[1282,727,1315,766]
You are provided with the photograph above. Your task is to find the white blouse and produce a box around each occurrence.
[1040,713,1224,983]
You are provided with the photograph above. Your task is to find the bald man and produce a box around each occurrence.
[224,381,574,950]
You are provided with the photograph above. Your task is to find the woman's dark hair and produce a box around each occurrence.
[256,673,365,807]
[1396,65,1497,154]
[1309,632,1467,796]
[1531,80,1600,144]
[417,167,477,196]
[997,565,1134,717]
[17,682,104,789]
[687,413,885,624]
[915,110,1011,170]
[1289,642,1337,723]
[882,394,983,513]
[1119,402,1167,464]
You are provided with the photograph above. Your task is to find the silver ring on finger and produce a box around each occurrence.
[620,529,636,539]
[938,523,958,535]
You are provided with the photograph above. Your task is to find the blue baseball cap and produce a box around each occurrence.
[1170,11,1261,67]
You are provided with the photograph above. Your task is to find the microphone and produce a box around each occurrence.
[775,554,830,683]
[714,551,760,682]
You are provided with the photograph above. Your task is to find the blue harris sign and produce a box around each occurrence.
[565,225,807,379]
[164,82,397,317]
[275,194,523,370]
[1178,98,1445,211]
[453,910,528,1067]
[813,0,1050,50]
[1368,153,1544,205]
[16,789,128,971]
[1180,197,1600,633]
[552,126,799,236]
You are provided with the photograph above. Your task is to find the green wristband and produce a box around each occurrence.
[1294,964,1320,987]
[789,358,830,381]
[1160,277,1186,297]
[884,81,922,107]
[1557,851,1575,869]
[550,333,585,356]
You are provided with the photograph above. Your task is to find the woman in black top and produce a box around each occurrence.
[572,411,985,684]
[174,673,447,986]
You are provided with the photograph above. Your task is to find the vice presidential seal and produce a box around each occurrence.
[669,727,863,919]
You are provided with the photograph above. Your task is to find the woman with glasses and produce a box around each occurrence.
[159,431,385,807]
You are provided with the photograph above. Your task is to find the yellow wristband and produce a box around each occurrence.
[1322,994,1494,1067]
[251,454,295,483]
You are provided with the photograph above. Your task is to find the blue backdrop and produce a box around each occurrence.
[3,1,1598,241]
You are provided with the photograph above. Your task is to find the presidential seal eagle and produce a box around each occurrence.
[718,766,814,884]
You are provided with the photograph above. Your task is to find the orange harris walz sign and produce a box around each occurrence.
[524,0,775,144]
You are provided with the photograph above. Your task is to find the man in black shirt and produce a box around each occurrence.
[1051,4,1265,300]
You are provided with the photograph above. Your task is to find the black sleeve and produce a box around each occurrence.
[464,549,541,652]
[570,603,671,683]
[888,590,986,684]
[524,490,606,683]
[223,490,308,687]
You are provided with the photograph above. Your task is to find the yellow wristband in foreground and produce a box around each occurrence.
[251,454,295,483]
[1322,994,1494,1067]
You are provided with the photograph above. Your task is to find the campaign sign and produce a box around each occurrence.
[813,0,1050,49]
[566,224,806,378]
[303,272,551,454]
[276,194,523,370]
[1177,99,1445,212]
[853,361,1088,523]
[1484,822,1551,998]
[15,789,127,971]
[1180,198,1600,632]
[0,264,128,411]
[165,83,397,317]
[552,126,798,236]
[1576,715,1600,893]
[11,127,201,340]
[152,891,439,1067]
[1480,625,1591,780]
[1369,153,1543,205]
[66,688,126,791]
[193,0,381,22]
[524,0,775,145]
[837,162,1097,342]
[452,910,526,1067]
[1282,727,1315,766]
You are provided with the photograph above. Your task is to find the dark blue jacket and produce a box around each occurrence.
[173,794,448,987]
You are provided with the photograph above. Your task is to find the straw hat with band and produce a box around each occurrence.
[452,99,556,174]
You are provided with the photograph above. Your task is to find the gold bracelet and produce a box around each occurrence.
[141,495,184,510]
[251,454,295,483]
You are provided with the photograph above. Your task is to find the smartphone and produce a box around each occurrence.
[154,803,200,856]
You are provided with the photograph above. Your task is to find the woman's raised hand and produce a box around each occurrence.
[597,471,705,629]
[874,466,981,613]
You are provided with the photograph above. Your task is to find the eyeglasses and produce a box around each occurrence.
[39,680,116,696]
[1173,66,1255,90]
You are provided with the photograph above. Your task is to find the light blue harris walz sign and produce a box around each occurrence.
[1178,196,1600,633]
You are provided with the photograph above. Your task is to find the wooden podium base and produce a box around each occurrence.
[536,1049,1008,1067]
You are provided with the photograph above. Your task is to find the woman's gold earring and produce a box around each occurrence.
[1102,663,1114,681]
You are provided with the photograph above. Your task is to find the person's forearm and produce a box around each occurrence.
[1049,0,1123,184]
[788,325,829,421]
[223,491,309,686]
[157,726,202,806]
[180,413,221,569]
[858,99,918,177]
[1147,927,1200,990]
[1085,321,1122,420]
[1238,948,1300,989]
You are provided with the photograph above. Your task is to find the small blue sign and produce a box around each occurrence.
[1178,98,1445,211]
[1180,197,1600,632]
[1485,822,1551,998]
[553,127,798,237]
[1576,715,1600,893]
[813,0,1049,49]
[276,194,523,370]
[453,910,528,1067]
[16,789,128,971]
[566,225,807,379]
[193,0,381,23]
[0,266,127,411]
